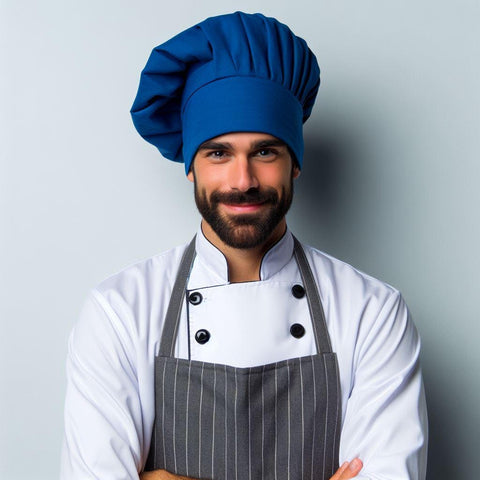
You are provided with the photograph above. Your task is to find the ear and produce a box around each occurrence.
[292,165,301,179]
[187,170,194,182]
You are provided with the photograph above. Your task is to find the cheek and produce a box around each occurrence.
[200,166,232,192]
[259,168,290,189]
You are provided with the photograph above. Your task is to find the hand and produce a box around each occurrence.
[330,458,363,480]
[139,461,362,480]
[139,469,195,480]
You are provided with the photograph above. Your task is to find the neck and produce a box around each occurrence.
[201,219,287,283]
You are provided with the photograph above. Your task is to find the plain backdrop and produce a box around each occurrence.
[1,1,479,478]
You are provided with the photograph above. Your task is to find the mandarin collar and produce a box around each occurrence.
[194,225,295,284]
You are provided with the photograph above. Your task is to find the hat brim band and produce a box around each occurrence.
[182,76,304,174]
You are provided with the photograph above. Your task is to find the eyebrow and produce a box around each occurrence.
[252,139,287,149]
[197,141,233,151]
[197,138,288,151]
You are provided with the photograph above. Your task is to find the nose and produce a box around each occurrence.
[229,156,259,191]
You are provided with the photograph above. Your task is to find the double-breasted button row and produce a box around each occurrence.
[191,284,307,344]
[190,285,305,306]
[194,323,306,344]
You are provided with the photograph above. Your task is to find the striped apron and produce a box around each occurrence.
[144,237,341,479]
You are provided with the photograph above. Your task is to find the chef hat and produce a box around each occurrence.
[131,11,320,174]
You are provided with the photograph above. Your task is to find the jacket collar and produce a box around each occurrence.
[194,224,295,284]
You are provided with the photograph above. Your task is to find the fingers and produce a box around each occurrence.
[330,458,363,480]
[139,470,195,479]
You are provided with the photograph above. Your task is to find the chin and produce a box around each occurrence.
[216,223,274,249]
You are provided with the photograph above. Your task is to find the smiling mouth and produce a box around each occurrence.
[221,202,267,213]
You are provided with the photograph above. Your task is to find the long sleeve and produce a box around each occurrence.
[338,292,428,480]
[60,290,145,480]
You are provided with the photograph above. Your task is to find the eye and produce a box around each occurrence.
[254,148,277,159]
[207,150,227,159]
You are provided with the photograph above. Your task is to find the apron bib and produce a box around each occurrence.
[144,237,340,480]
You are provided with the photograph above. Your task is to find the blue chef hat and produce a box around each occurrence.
[131,11,320,174]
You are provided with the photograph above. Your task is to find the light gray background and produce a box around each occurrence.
[1,1,478,479]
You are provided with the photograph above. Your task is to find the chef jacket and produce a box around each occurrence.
[61,227,428,479]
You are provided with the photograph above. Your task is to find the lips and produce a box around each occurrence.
[221,201,267,213]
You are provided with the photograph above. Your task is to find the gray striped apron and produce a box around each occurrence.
[144,237,341,479]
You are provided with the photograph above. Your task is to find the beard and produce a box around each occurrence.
[193,176,294,249]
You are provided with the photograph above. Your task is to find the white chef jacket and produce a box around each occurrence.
[61,227,427,480]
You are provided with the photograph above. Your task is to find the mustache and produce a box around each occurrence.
[210,188,278,205]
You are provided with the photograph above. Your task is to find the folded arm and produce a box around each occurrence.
[338,292,428,479]
[139,459,363,480]
[61,291,147,479]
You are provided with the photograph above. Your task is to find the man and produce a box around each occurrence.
[61,12,427,480]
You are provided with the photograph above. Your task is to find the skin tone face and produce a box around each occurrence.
[187,132,300,281]
[189,132,298,247]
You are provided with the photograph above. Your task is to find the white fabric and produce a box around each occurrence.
[61,227,427,479]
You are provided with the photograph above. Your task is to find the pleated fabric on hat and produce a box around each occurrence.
[131,11,320,174]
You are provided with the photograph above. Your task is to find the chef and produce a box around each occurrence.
[61,11,428,480]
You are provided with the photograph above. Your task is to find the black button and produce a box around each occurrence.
[290,323,305,338]
[291,284,305,299]
[189,291,203,305]
[195,329,210,344]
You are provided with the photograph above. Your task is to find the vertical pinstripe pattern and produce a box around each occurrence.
[274,363,278,480]
[234,369,238,480]
[147,356,339,479]
[211,365,216,480]
[248,369,252,480]
[311,357,316,480]
[145,237,341,480]
[287,360,291,480]
[185,363,191,477]
[224,365,228,480]
[325,353,341,477]
[261,365,265,480]
[300,359,305,480]
[198,362,204,479]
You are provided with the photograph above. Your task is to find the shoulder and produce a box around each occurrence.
[301,242,400,301]
[94,242,190,303]
[299,242,412,337]
[299,242,419,369]
[72,242,190,347]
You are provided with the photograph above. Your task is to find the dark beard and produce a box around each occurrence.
[193,178,294,249]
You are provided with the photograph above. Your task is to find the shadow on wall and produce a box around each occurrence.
[295,130,453,479]
[423,370,457,479]
[290,129,358,253]
[299,134,345,211]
